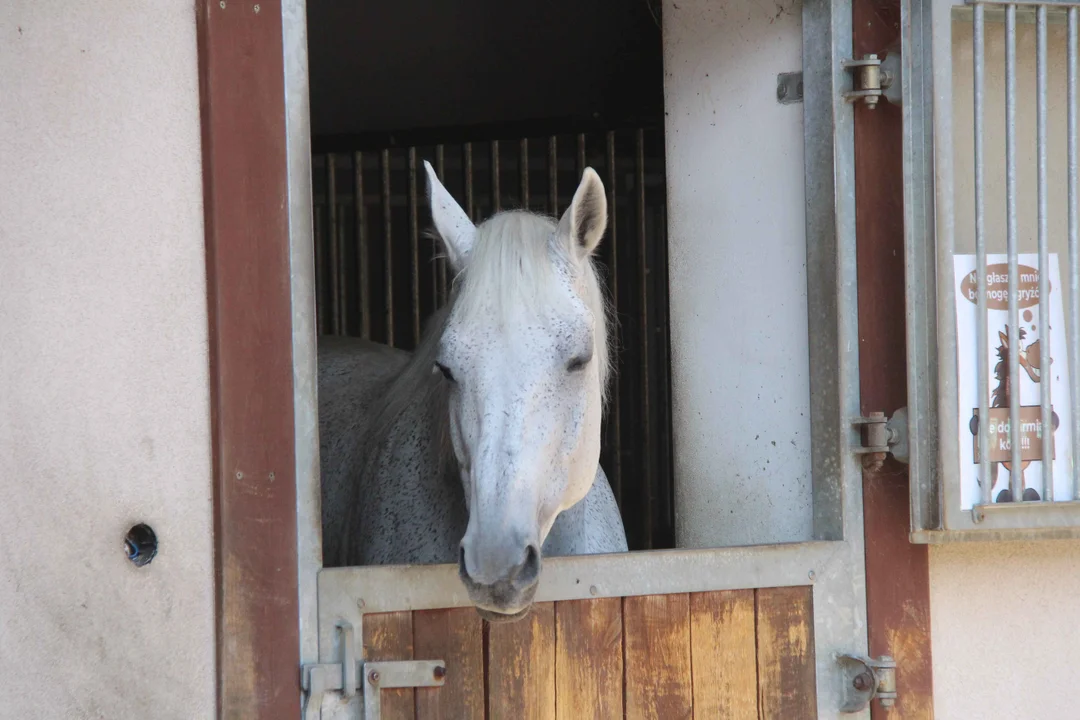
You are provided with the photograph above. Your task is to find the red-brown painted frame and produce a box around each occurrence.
[853,0,936,716]
[197,1,302,718]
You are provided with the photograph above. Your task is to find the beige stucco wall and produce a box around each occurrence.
[0,2,215,718]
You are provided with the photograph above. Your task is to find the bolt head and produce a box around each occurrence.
[853,671,874,692]
[433,665,446,680]
[368,670,380,684]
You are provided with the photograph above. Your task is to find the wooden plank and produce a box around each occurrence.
[413,608,485,720]
[364,612,415,720]
[756,586,816,720]
[689,590,757,719]
[487,602,556,720]
[195,1,300,717]
[555,598,623,719]
[623,594,692,720]
[852,0,935,717]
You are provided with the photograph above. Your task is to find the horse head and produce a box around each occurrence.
[998,328,1045,384]
[424,161,611,622]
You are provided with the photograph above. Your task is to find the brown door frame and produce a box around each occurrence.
[853,0,936,716]
[196,0,933,716]
[197,1,302,717]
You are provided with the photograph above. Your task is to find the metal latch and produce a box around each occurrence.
[842,53,901,109]
[838,654,897,713]
[852,407,909,472]
[301,620,445,720]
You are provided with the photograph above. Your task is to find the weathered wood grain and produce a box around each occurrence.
[363,611,415,720]
[554,598,623,719]
[624,593,692,720]
[756,586,817,720]
[690,590,757,719]
[487,602,556,720]
[413,608,485,720]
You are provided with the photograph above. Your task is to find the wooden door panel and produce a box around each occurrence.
[371,587,815,719]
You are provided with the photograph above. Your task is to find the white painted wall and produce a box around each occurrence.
[0,3,215,718]
[662,0,813,549]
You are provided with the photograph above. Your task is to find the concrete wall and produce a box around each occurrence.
[662,0,813,549]
[0,3,215,718]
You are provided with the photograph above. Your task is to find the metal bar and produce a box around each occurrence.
[1006,4,1022,501]
[491,139,501,212]
[327,154,343,335]
[636,128,652,548]
[1070,7,1080,502]
[355,151,371,340]
[381,149,394,347]
[1038,5,1053,500]
[313,198,326,335]
[435,144,447,307]
[408,148,421,347]
[464,142,475,222]
[966,0,1080,7]
[975,3,993,505]
[318,541,841,618]
[548,136,558,215]
[520,138,529,209]
[604,131,622,507]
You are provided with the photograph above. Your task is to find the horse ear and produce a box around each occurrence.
[999,330,1009,347]
[558,167,607,259]
[424,160,476,271]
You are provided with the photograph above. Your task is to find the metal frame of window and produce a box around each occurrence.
[903,0,1080,541]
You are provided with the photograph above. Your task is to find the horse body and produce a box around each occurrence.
[317,162,629,621]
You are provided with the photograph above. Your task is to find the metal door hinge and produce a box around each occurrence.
[838,654,897,713]
[842,53,901,109]
[301,620,445,720]
[852,407,909,472]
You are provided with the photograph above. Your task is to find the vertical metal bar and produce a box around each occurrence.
[491,140,501,213]
[1006,4,1022,501]
[1069,7,1080,501]
[313,194,326,335]
[355,152,371,340]
[548,136,558,216]
[1037,5,1053,501]
[464,142,475,222]
[520,138,529,210]
[408,147,421,347]
[327,153,342,335]
[635,128,652,547]
[974,3,992,506]
[381,149,395,347]
[435,145,447,307]
[604,132,621,507]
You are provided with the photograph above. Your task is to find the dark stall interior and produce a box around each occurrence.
[307,0,675,551]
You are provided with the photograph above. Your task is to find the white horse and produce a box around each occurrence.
[318,162,628,622]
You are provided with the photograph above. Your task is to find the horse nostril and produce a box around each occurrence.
[458,545,470,580]
[513,544,541,589]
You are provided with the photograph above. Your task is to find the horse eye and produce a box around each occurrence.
[434,362,455,382]
[567,355,590,373]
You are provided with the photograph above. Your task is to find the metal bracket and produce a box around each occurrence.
[852,407,909,471]
[777,71,804,104]
[842,53,901,109]
[301,620,445,720]
[838,654,897,713]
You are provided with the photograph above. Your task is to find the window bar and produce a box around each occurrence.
[520,138,529,210]
[408,147,421,347]
[491,140,501,213]
[975,3,992,505]
[381,149,395,347]
[1006,4,1023,502]
[1037,4,1053,500]
[327,153,343,335]
[355,151,371,340]
[1069,7,1080,501]
[435,144,447,307]
[604,131,623,506]
[548,136,558,216]
[636,128,653,546]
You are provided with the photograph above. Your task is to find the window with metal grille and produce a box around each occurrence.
[903,0,1080,539]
